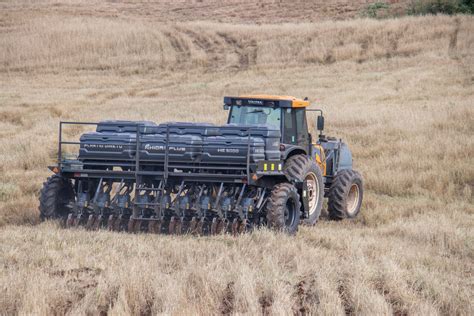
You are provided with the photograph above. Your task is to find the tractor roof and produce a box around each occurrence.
[224,95,309,108]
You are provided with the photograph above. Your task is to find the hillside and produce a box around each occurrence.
[1,1,473,315]
[1,0,413,23]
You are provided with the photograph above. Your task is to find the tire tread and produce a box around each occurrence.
[38,175,74,220]
[328,169,363,220]
[283,155,324,225]
[266,183,301,234]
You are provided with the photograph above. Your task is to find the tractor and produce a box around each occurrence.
[39,95,363,234]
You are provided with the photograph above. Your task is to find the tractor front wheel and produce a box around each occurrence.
[266,183,301,235]
[328,169,363,220]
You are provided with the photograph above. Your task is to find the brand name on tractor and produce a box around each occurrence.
[144,144,161,151]
[144,144,185,152]
[247,100,264,105]
[84,144,123,150]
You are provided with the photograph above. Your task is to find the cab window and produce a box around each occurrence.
[295,109,308,141]
[283,108,296,144]
[228,106,281,128]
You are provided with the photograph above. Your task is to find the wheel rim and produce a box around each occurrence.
[305,172,320,216]
[346,183,360,215]
[284,198,297,227]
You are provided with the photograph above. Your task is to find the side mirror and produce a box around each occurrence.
[223,104,230,110]
[317,115,325,131]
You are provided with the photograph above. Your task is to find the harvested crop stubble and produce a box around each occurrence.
[0,2,473,314]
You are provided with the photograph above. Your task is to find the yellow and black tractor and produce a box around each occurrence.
[39,95,363,235]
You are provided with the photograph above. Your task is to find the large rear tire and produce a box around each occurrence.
[328,169,363,220]
[266,183,301,235]
[39,175,74,220]
[283,155,324,225]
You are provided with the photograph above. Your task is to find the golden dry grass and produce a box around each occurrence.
[1,2,474,315]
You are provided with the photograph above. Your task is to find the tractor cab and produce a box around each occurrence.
[224,95,324,157]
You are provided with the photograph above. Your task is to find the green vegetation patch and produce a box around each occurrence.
[407,0,473,15]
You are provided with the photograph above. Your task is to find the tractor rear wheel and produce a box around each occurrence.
[328,169,363,220]
[283,155,324,225]
[39,175,74,220]
[266,183,301,235]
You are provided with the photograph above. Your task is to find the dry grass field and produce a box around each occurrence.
[1,0,413,23]
[1,1,474,315]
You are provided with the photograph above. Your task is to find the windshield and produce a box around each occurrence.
[228,106,281,128]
